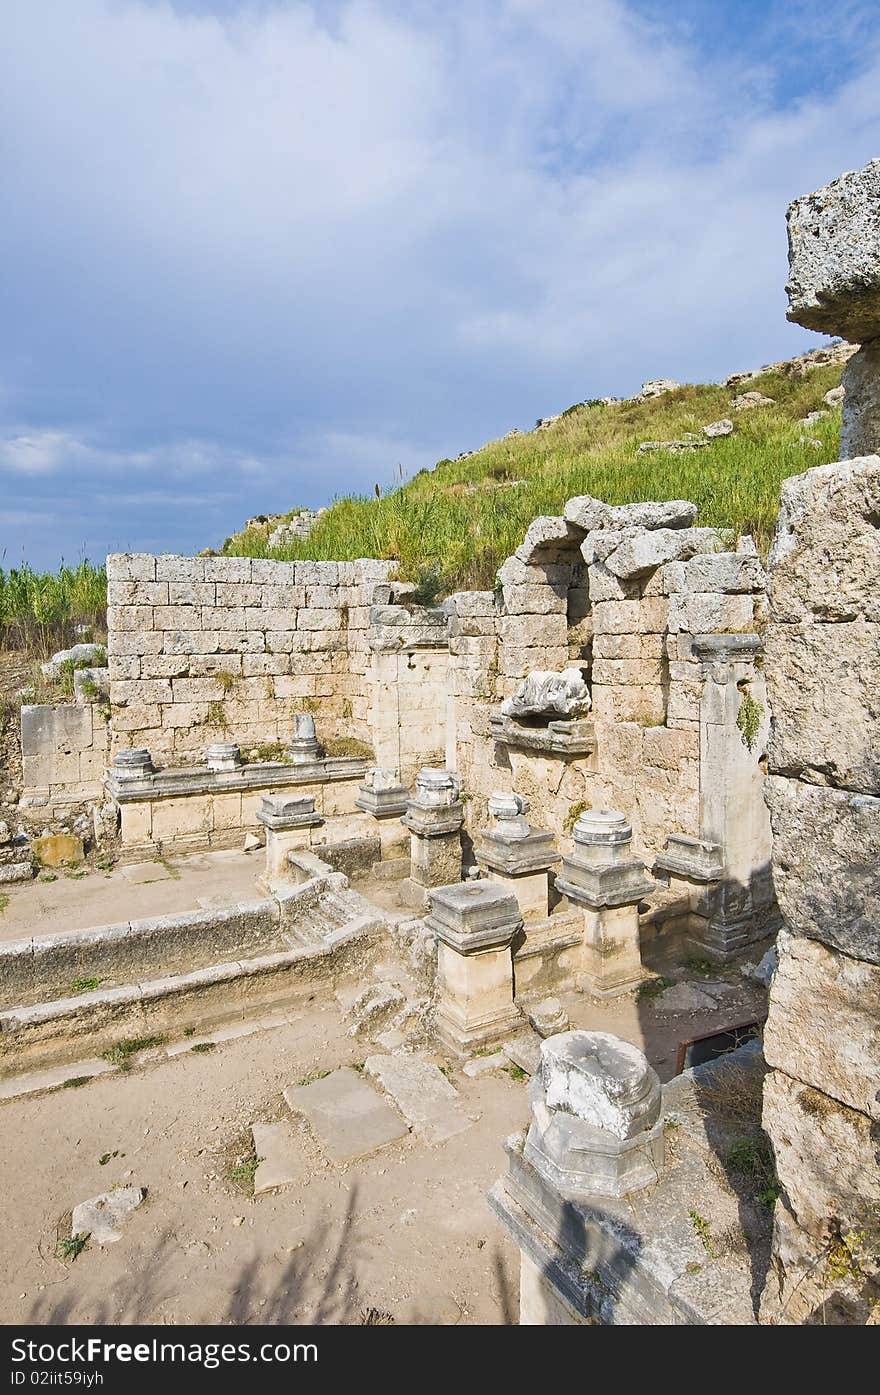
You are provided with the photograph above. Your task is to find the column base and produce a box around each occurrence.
[435,1002,524,1057]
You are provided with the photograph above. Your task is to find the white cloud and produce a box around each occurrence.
[1,0,879,565]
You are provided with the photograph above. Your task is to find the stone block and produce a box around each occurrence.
[764,931,880,1119]
[364,1055,473,1143]
[107,553,157,581]
[841,342,880,458]
[664,553,766,595]
[765,619,879,792]
[604,527,721,580]
[768,455,880,624]
[785,157,880,341]
[764,776,879,964]
[154,555,205,582]
[203,556,253,582]
[284,1067,409,1163]
[564,497,696,532]
[667,592,756,634]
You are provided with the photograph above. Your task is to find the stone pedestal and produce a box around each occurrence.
[205,742,242,773]
[653,833,723,938]
[555,810,653,997]
[475,792,559,925]
[400,768,464,909]
[111,748,155,782]
[288,712,320,765]
[354,766,410,862]
[427,881,523,1055]
[257,793,324,879]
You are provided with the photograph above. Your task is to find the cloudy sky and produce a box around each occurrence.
[2,0,879,569]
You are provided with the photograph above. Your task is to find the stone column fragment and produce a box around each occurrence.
[475,791,559,924]
[355,766,410,862]
[288,712,320,764]
[400,767,464,909]
[555,809,653,996]
[428,881,523,1055]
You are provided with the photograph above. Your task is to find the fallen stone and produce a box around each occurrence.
[526,998,569,1037]
[732,391,775,411]
[463,1051,506,1077]
[514,515,582,563]
[502,1033,542,1076]
[823,385,845,409]
[702,418,734,437]
[655,983,719,1013]
[637,438,710,454]
[800,409,828,426]
[741,945,778,987]
[785,156,880,341]
[346,983,406,1037]
[500,667,591,719]
[635,379,680,401]
[41,643,106,681]
[0,821,10,846]
[71,1186,146,1245]
[243,832,263,852]
[284,1067,409,1163]
[251,1122,305,1195]
[365,1054,474,1143]
[0,862,33,884]
[33,833,84,868]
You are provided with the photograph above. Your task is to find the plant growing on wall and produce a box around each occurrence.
[735,685,764,752]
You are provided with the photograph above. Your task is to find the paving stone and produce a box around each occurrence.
[118,861,173,884]
[251,1121,306,1196]
[463,1051,506,1078]
[283,1067,409,1163]
[655,983,718,1013]
[365,1054,475,1144]
[71,1185,146,1244]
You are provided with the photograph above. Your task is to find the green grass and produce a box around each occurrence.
[0,559,106,658]
[223,364,845,591]
[190,1041,217,1054]
[57,1233,90,1263]
[70,977,102,995]
[62,1075,91,1089]
[636,975,673,1001]
[727,1136,781,1209]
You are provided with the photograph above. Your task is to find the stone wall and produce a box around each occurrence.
[759,455,880,1324]
[444,501,770,903]
[106,554,394,760]
[19,701,109,810]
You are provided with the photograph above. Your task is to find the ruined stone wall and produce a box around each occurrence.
[106,554,394,761]
[19,700,110,809]
[445,501,768,872]
[759,456,880,1324]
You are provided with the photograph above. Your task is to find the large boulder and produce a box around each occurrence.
[785,156,880,342]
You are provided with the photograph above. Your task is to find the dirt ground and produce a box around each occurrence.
[0,944,768,1326]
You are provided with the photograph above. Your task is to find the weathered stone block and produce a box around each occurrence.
[764,776,880,964]
[841,340,880,459]
[765,618,879,792]
[764,931,880,1119]
[604,527,721,580]
[785,157,880,341]
[107,553,157,581]
[664,553,766,595]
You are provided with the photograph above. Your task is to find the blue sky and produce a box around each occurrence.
[2,0,879,569]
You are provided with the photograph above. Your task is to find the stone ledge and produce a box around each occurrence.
[489,712,596,757]
[106,756,369,804]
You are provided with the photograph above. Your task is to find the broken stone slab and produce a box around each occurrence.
[785,156,880,341]
[283,1067,409,1163]
[563,496,696,533]
[500,667,591,719]
[365,1054,474,1144]
[251,1121,306,1196]
[41,642,106,681]
[463,1051,506,1078]
[345,983,405,1037]
[0,861,33,884]
[603,526,722,580]
[71,1186,146,1245]
[741,945,778,987]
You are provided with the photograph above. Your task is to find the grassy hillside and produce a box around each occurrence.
[225,359,844,593]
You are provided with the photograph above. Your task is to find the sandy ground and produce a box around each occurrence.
[0,849,265,943]
[0,948,768,1327]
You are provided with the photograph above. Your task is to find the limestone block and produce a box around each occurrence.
[840,341,880,459]
[151,795,212,842]
[500,614,566,648]
[604,527,722,580]
[215,631,265,653]
[765,619,879,791]
[764,931,880,1119]
[215,582,264,606]
[163,630,221,655]
[515,515,582,563]
[769,456,880,624]
[444,590,498,618]
[112,631,163,657]
[112,605,155,632]
[265,631,296,653]
[764,776,880,964]
[107,580,169,606]
[200,606,246,631]
[107,553,158,581]
[664,553,766,595]
[154,555,205,582]
[763,1069,880,1244]
[586,562,636,603]
[591,600,642,634]
[592,633,640,660]
[113,679,174,706]
[501,583,567,615]
[250,558,297,584]
[785,157,880,341]
[667,592,756,634]
[564,496,697,532]
[108,656,141,681]
[203,556,252,582]
[160,702,209,728]
[496,556,570,587]
[154,605,203,631]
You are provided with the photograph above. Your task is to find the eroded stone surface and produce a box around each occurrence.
[841,340,880,459]
[251,1121,306,1195]
[786,157,880,341]
[365,1054,474,1144]
[284,1067,409,1163]
[540,1031,660,1140]
[71,1185,146,1245]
